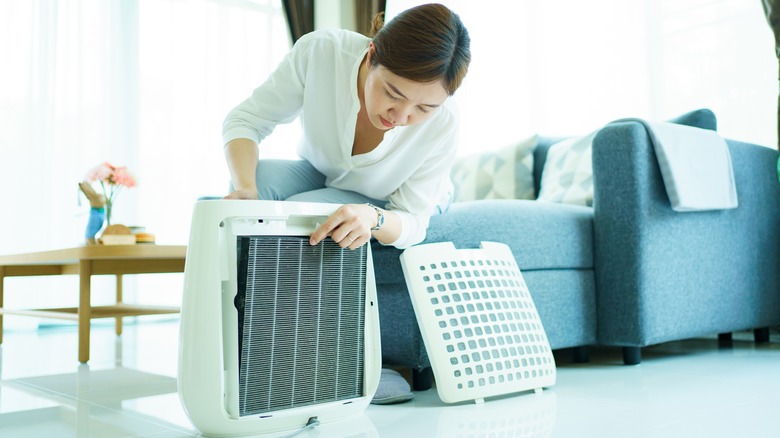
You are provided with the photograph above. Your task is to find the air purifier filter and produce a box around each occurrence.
[235,235,367,416]
[400,241,555,404]
[179,200,381,437]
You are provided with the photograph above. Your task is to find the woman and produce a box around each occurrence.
[222,3,471,251]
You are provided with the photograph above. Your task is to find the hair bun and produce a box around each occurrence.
[369,12,385,37]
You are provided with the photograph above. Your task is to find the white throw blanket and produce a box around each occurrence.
[612,119,738,212]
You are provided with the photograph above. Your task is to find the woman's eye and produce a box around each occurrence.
[385,90,401,101]
[417,106,429,114]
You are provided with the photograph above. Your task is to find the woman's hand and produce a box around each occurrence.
[223,188,259,200]
[310,204,376,250]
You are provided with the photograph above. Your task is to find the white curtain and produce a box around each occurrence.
[0,0,292,328]
[1,0,133,254]
[0,0,293,253]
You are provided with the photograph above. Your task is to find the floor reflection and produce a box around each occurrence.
[2,365,182,436]
[434,391,557,438]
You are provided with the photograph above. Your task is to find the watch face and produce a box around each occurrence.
[369,204,383,231]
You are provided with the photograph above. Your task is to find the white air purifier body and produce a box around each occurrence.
[179,200,381,437]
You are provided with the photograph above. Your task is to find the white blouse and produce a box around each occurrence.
[222,28,459,248]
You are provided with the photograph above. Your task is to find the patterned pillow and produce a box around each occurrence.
[450,136,537,202]
[536,130,599,206]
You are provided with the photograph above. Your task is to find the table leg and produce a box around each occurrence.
[115,274,123,336]
[78,260,92,363]
[0,266,5,345]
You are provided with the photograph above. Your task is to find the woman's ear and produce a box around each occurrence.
[366,42,375,67]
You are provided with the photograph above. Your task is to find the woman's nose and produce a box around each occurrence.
[389,106,411,125]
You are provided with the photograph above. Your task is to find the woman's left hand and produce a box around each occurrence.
[309,204,375,250]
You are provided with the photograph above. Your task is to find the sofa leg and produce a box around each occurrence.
[572,346,590,363]
[622,347,641,365]
[718,332,732,342]
[754,327,770,343]
[412,367,434,391]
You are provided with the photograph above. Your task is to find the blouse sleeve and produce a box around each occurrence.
[221,35,315,146]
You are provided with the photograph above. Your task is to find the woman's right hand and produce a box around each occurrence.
[223,188,259,200]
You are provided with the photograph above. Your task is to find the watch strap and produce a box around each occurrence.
[367,204,384,231]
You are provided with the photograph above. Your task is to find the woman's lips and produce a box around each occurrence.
[379,116,394,128]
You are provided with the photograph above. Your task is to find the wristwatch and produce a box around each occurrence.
[367,204,385,231]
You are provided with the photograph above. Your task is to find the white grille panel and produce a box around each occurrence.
[400,241,556,404]
[237,236,367,416]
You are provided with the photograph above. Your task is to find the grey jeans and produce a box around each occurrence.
[254,159,387,206]
[238,159,452,214]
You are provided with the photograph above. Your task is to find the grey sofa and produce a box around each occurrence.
[372,109,780,389]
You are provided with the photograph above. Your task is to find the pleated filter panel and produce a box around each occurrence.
[236,235,367,416]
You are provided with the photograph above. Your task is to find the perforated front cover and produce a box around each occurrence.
[400,241,556,404]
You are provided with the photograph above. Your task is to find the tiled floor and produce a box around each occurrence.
[0,317,778,437]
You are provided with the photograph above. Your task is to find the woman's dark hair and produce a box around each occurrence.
[369,3,471,96]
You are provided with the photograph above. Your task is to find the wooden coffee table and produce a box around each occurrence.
[0,244,186,363]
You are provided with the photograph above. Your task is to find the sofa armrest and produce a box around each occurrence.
[591,121,780,346]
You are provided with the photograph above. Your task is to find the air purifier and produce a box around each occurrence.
[178,200,381,437]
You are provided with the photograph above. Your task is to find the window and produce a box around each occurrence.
[0,0,293,328]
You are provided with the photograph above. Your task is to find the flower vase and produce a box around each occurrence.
[105,201,113,226]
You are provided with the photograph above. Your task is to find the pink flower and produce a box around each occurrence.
[85,162,114,182]
[85,162,136,189]
[112,166,136,188]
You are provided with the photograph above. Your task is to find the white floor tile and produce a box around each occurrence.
[1,318,779,438]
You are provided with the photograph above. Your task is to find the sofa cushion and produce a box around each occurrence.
[372,199,594,285]
[450,135,537,202]
[537,130,599,206]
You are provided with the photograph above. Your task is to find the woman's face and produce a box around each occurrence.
[363,53,449,131]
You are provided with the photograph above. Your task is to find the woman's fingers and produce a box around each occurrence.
[223,188,259,200]
[310,204,372,249]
